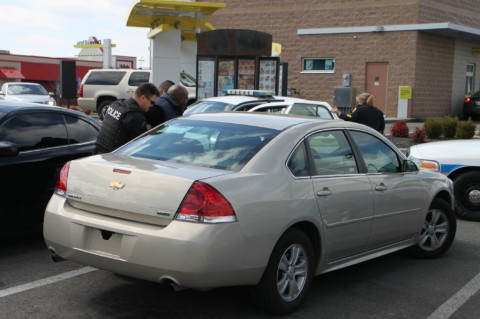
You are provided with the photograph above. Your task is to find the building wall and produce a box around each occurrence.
[418,0,480,27]
[412,33,455,118]
[208,0,423,116]
[207,0,480,118]
[0,53,102,105]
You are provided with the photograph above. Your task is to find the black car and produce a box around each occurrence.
[463,91,480,119]
[0,101,100,237]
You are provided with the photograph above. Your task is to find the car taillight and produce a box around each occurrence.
[465,97,471,103]
[77,84,84,98]
[55,161,71,197]
[176,181,237,223]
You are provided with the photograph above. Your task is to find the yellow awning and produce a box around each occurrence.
[127,0,225,32]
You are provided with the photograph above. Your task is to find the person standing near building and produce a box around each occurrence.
[145,84,189,128]
[332,92,385,134]
[95,82,160,154]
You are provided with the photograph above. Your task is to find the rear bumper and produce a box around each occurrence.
[43,195,272,289]
[463,103,480,117]
[77,98,96,111]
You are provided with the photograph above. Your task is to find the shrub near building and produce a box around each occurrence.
[456,118,476,139]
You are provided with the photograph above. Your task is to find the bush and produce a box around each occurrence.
[411,127,426,143]
[456,118,476,139]
[423,118,443,139]
[442,116,459,138]
[390,120,409,137]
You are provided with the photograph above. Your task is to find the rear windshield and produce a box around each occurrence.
[84,71,126,85]
[117,119,279,171]
[183,101,233,115]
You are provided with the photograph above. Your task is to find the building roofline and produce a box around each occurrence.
[298,22,480,40]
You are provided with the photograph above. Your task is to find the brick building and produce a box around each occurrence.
[207,0,480,118]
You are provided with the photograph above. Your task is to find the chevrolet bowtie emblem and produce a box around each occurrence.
[109,181,125,190]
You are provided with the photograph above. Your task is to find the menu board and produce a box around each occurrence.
[217,60,235,96]
[237,59,255,90]
[259,59,277,92]
[197,59,215,99]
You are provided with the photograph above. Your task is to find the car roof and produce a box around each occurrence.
[184,111,367,132]
[251,99,332,109]
[2,82,41,86]
[0,100,99,122]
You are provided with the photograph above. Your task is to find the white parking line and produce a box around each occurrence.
[426,272,480,319]
[0,267,97,298]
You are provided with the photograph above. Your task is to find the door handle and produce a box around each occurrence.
[375,183,387,191]
[316,187,332,196]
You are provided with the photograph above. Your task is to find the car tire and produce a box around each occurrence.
[249,228,314,315]
[453,172,480,221]
[97,100,115,120]
[408,198,456,258]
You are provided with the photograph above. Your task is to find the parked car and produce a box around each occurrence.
[248,100,337,119]
[407,139,480,221]
[77,69,196,116]
[0,82,56,106]
[463,91,480,119]
[44,113,456,315]
[183,89,307,115]
[0,101,100,237]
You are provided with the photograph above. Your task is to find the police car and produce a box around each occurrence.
[407,139,480,221]
[183,89,336,118]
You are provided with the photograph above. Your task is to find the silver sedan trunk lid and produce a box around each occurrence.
[64,155,230,226]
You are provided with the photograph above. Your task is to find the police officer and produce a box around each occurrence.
[95,82,160,154]
[332,92,385,134]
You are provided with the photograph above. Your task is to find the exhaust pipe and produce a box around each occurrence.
[160,278,186,292]
[168,282,186,292]
[49,249,65,262]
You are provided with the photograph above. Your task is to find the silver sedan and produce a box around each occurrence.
[43,113,456,315]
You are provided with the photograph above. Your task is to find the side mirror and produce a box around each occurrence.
[48,92,55,97]
[0,91,5,96]
[402,159,418,172]
[0,141,20,157]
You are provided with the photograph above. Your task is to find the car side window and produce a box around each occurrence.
[64,115,99,144]
[255,106,287,113]
[85,71,126,85]
[128,72,151,86]
[0,112,68,151]
[290,103,334,119]
[287,142,310,177]
[349,131,401,173]
[306,130,358,175]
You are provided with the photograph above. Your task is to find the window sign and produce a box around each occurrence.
[217,59,235,96]
[259,59,277,91]
[237,59,255,90]
[197,58,215,99]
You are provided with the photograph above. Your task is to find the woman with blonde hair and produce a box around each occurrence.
[332,92,385,134]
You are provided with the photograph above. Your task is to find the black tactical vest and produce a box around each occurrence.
[95,99,133,153]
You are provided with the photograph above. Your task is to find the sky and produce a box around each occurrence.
[1,0,151,68]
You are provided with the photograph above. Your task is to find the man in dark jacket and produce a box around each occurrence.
[95,83,160,153]
[145,84,189,128]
